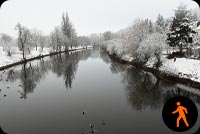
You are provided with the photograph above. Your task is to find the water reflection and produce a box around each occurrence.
[100,50,200,111]
[1,49,92,98]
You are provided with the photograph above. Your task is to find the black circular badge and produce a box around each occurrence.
[162,96,198,132]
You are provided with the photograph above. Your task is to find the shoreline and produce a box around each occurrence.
[107,52,200,89]
[0,47,89,71]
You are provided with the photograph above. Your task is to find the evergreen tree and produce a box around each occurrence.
[167,4,193,54]
[156,14,165,32]
[149,20,153,34]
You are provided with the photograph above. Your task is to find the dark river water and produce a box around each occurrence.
[0,48,200,134]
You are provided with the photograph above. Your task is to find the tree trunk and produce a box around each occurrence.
[65,44,68,52]
[180,43,183,55]
[22,45,25,60]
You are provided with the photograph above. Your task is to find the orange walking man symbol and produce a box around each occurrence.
[172,102,189,128]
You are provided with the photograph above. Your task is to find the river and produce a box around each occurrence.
[0,48,200,134]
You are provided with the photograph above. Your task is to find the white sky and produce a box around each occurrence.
[0,0,199,37]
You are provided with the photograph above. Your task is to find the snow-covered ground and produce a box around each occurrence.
[0,46,50,67]
[103,39,200,83]
[0,45,92,68]
[145,55,200,82]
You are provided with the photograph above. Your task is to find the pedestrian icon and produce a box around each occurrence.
[162,96,198,132]
[172,102,189,128]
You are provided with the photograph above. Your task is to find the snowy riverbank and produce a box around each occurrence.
[0,46,92,70]
[103,39,200,87]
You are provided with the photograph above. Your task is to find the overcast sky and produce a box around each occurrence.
[0,0,199,37]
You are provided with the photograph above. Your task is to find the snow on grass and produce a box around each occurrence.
[160,56,200,82]
[146,55,200,83]
[0,45,92,68]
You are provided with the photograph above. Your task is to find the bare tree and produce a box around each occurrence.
[90,33,102,46]
[77,36,90,47]
[38,32,46,51]
[61,12,72,51]
[122,19,150,55]
[15,23,31,60]
[51,27,64,53]
[31,28,40,51]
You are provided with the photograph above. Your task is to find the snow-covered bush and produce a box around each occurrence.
[102,39,127,58]
[191,34,200,58]
[137,33,167,68]
[192,34,200,46]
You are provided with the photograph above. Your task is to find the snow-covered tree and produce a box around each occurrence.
[77,36,90,47]
[61,12,77,50]
[38,34,46,51]
[49,27,64,53]
[0,33,13,56]
[167,4,193,55]
[122,19,150,55]
[31,28,40,51]
[149,20,153,34]
[71,27,78,48]
[103,31,112,41]
[156,14,165,33]
[90,33,103,46]
[15,23,32,59]
[137,33,167,68]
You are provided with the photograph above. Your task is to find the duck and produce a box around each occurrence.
[89,123,93,128]
[91,129,96,133]
[102,120,106,125]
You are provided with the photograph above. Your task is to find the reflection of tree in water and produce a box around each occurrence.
[100,50,200,111]
[123,69,200,111]
[90,46,100,59]
[1,49,92,97]
[51,54,64,77]
[6,69,16,82]
[20,60,51,98]
[123,68,163,110]
[50,50,92,89]
[99,50,112,64]
[124,70,200,111]
[20,63,37,98]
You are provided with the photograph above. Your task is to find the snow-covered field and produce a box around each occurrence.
[0,46,50,67]
[0,45,92,68]
[145,55,200,82]
[104,39,200,83]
